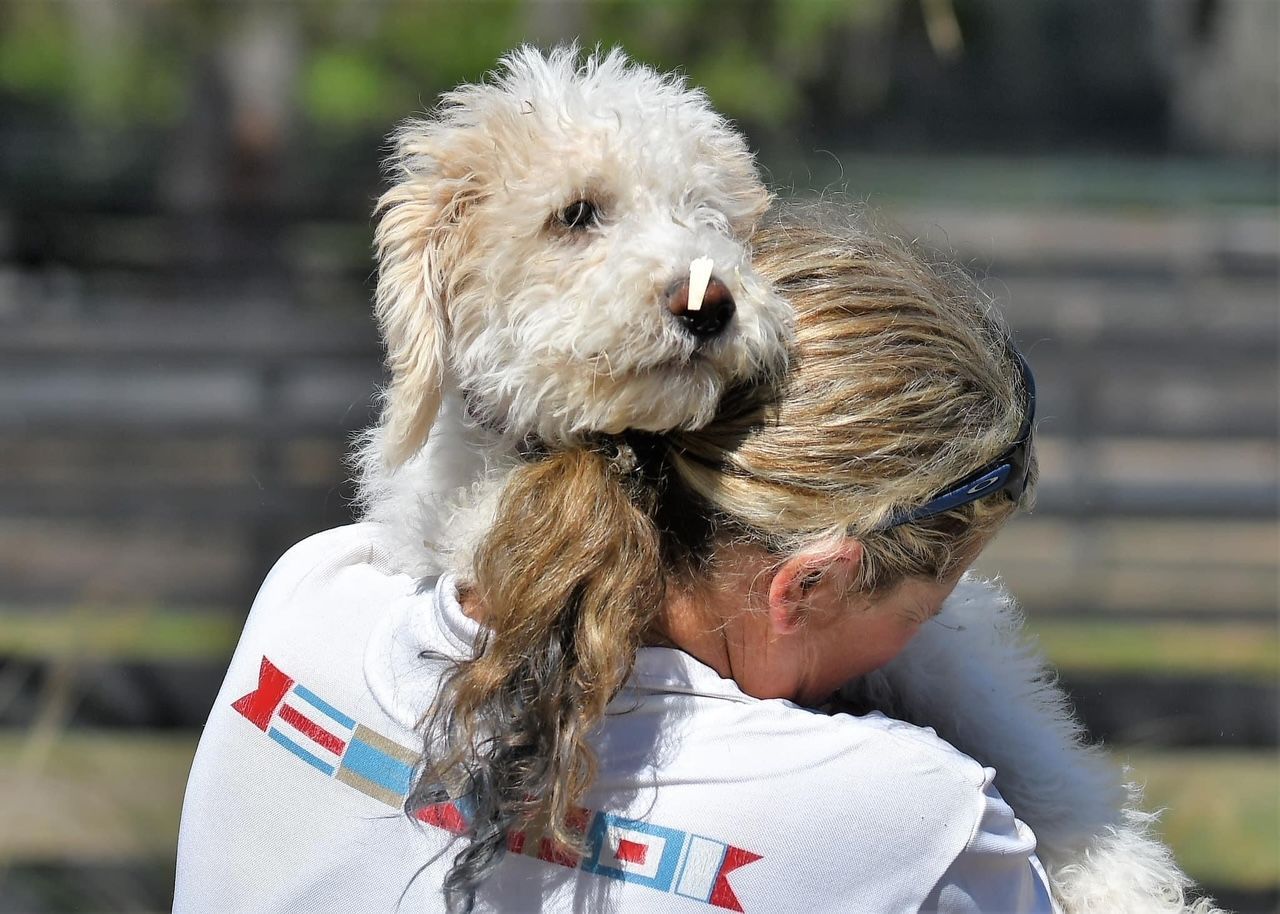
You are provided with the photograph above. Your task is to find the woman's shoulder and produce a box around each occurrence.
[631,649,989,799]
[828,706,988,779]
[597,693,1010,913]
[623,646,990,806]
[253,522,404,600]
[764,710,1055,914]
[238,522,414,640]
[213,522,432,737]
[747,698,991,808]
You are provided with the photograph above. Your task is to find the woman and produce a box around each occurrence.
[176,218,1052,913]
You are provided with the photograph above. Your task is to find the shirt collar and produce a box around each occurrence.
[625,645,757,704]
[370,572,757,723]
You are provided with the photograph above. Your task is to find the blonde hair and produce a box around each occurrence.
[409,215,1036,910]
[668,218,1035,591]
[411,444,667,912]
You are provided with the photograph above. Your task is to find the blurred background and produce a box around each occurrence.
[0,0,1276,911]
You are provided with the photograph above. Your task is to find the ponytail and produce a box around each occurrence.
[409,442,666,912]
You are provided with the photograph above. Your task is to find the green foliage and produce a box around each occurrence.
[586,0,710,75]
[298,0,526,126]
[0,0,909,135]
[776,0,894,55]
[582,0,902,131]
[0,2,181,124]
[305,49,403,127]
[77,45,183,124]
[377,0,524,91]
[0,8,74,101]
[688,42,798,128]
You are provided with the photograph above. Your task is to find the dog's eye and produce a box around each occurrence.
[558,199,600,230]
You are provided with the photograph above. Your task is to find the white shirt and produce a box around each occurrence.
[176,523,1057,913]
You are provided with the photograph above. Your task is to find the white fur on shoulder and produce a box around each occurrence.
[353,385,511,578]
[844,576,1223,914]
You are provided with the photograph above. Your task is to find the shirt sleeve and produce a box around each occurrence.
[921,769,1060,914]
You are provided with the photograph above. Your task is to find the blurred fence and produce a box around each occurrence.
[1,186,1277,911]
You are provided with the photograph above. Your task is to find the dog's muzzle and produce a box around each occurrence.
[665,276,736,341]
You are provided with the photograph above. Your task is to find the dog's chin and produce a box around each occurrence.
[628,350,704,376]
[575,359,729,436]
[466,349,773,443]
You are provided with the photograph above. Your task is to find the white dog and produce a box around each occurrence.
[357,45,790,572]
[355,46,1217,914]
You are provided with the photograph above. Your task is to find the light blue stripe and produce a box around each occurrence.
[339,738,413,797]
[292,684,355,729]
[269,727,336,775]
[672,838,692,898]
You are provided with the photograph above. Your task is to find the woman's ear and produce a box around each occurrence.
[766,539,864,634]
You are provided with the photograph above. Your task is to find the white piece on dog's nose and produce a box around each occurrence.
[686,256,714,312]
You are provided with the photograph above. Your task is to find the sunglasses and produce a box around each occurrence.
[876,348,1036,531]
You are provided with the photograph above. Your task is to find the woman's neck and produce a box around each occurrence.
[649,549,770,688]
[652,584,732,669]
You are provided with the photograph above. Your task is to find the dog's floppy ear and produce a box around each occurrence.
[373,120,486,467]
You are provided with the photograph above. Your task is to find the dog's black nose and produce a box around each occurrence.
[666,277,736,339]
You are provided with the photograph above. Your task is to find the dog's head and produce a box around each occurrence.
[373,45,791,465]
